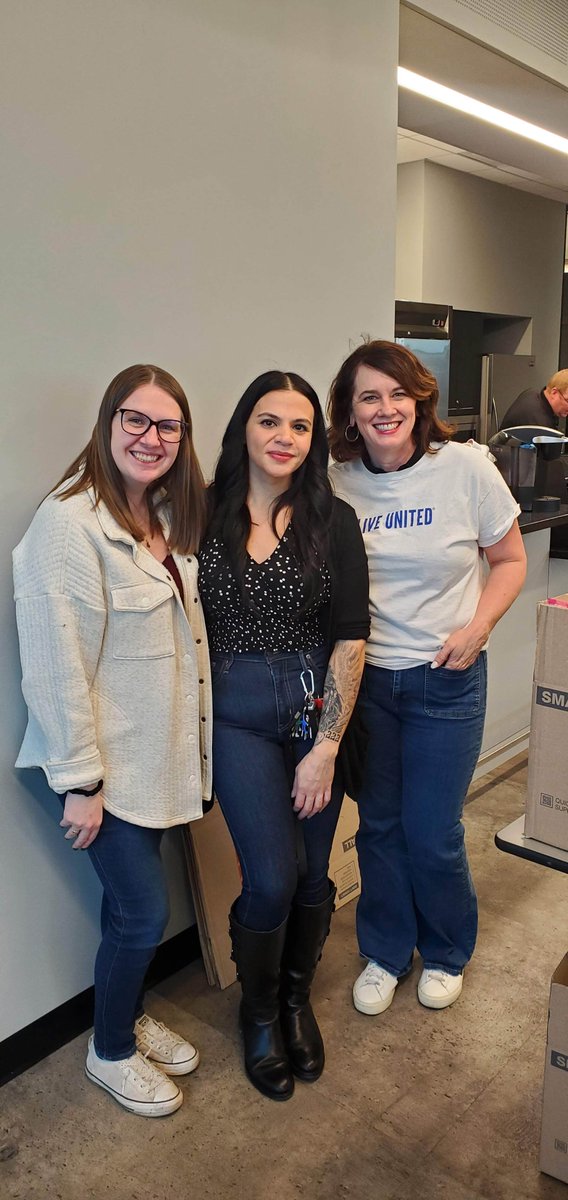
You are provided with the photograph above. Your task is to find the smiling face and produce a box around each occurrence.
[351,365,418,470]
[110,382,183,501]
[245,390,314,489]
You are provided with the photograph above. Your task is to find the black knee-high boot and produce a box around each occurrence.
[229,905,294,1101]
[280,884,336,1082]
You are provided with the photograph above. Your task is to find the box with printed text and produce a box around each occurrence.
[328,793,361,910]
[184,791,361,988]
[525,595,568,851]
[540,954,568,1183]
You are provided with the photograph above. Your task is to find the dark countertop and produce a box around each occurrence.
[519,505,568,536]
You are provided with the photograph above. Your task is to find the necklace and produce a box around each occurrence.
[142,527,169,553]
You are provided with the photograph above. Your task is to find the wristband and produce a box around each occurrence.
[66,779,103,797]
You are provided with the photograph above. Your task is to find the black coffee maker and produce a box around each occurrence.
[488,426,568,512]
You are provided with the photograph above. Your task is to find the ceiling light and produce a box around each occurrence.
[398,67,568,156]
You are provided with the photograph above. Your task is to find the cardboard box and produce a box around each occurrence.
[183,803,240,989]
[328,793,361,910]
[525,595,568,851]
[184,792,361,988]
[540,953,568,1183]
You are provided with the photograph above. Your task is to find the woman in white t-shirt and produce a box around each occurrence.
[328,340,526,1014]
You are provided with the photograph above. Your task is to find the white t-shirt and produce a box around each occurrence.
[330,441,520,670]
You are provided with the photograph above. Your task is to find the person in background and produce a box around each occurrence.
[499,368,568,431]
[199,370,369,1101]
[13,364,211,1117]
[327,340,526,1016]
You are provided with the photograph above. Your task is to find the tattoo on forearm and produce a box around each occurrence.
[315,641,365,748]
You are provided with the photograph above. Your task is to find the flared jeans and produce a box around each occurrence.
[355,654,487,978]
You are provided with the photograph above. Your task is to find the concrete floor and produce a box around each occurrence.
[3,754,568,1199]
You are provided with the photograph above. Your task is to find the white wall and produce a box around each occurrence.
[0,0,398,1041]
[396,161,566,377]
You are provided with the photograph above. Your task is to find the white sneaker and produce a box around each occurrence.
[135,1014,200,1076]
[353,961,398,1015]
[418,968,463,1009]
[85,1036,183,1116]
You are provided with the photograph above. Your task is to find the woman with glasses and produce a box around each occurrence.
[13,364,211,1117]
[199,370,369,1101]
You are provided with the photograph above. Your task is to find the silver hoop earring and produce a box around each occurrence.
[344,422,360,444]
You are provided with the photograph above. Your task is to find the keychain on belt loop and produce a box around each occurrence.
[290,669,323,741]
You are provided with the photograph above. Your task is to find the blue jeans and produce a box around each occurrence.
[211,647,343,931]
[86,811,170,1060]
[356,654,487,977]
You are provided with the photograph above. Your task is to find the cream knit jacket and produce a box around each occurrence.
[13,488,212,827]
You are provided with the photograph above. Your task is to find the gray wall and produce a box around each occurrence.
[396,160,566,378]
[0,0,398,1040]
[396,161,426,303]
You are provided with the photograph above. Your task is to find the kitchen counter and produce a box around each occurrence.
[519,504,568,536]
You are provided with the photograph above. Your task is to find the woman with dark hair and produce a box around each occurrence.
[327,340,526,1015]
[199,370,369,1100]
[14,365,211,1117]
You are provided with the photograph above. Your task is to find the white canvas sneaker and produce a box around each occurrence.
[85,1037,183,1116]
[353,961,398,1014]
[135,1014,200,1075]
[418,968,463,1009]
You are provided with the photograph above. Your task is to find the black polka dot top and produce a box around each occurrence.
[198,524,330,653]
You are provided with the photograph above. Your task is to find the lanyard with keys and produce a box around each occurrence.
[290,669,323,741]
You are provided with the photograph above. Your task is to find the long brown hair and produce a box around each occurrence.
[54,364,207,554]
[327,339,454,463]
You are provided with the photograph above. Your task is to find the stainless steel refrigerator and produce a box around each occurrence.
[395,338,450,421]
[479,353,538,443]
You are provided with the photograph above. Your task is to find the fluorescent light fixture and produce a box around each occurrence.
[398,67,568,156]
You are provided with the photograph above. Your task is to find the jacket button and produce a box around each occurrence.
[199,678,204,684]
[196,638,202,644]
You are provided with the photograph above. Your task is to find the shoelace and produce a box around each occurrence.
[363,963,391,989]
[138,1017,181,1053]
[121,1052,169,1095]
[422,970,450,988]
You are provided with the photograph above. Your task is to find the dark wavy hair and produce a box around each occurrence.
[327,339,454,463]
[53,364,207,555]
[208,370,333,611]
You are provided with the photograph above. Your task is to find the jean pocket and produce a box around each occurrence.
[423,656,485,719]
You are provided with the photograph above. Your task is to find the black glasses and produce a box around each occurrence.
[116,408,187,443]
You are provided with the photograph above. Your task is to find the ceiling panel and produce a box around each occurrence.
[398,5,568,204]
